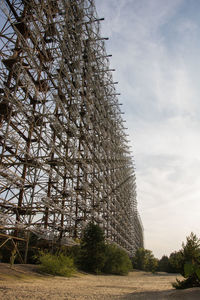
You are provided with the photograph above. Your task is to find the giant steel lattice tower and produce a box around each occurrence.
[0,0,143,260]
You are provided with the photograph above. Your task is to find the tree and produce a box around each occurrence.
[168,251,183,273]
[132,248,158,272]
[182,232,200,264]
[145,251,158,272]
[132,248,147,270]
[158,255,170,272]
[79,222,106,274]
[172,232,200,289]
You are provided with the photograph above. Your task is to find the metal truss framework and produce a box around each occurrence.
[0,0,143,258]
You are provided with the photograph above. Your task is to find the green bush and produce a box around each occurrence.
[103,244,132,275]
[37,251,76,277]
[59,245,81,267]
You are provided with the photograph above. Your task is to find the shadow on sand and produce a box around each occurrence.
[119,287,200,300]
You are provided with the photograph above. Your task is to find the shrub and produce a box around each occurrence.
[103,244,132,275]
[59,245,81,267]
[37,251,76,277]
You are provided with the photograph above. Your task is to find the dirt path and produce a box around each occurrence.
[0,263,200,299]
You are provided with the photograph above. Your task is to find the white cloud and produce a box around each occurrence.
[96,0,200,258]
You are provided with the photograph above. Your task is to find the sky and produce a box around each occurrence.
[95,0,200,258]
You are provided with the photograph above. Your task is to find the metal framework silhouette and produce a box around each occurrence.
[0,0,143,260]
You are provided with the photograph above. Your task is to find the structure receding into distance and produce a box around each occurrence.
[0,0,143,261]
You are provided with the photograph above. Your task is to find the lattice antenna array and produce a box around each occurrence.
[0,0,143,257]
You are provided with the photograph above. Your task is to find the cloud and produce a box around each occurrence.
[96,0,200,258]
[137,153,200,256]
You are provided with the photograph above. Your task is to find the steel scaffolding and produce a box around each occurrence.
[0,0,143,259]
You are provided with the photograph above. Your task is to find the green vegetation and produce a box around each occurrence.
[158,251,183,273]
[132,248,158,272]
[172,232,200,289]
[79,222,132,275]
[155,232,200,289]
[158,255,170,272]
[168,251,183,273]
[130,232,200,289]
[60,244,81,267]
[0,223,133,277]
[103,244,132,275]
[79,223,106,273]
[37,251,76,277]
[35,227,200,289]
[3,225,200,289]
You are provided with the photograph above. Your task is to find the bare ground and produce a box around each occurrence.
[0,263,200,299]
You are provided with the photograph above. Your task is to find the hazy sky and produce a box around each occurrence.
[95,0,200,258]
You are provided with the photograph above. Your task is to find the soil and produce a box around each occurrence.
[0,263,200,299]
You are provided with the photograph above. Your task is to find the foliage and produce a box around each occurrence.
[168,251,183,273]
[172,232,200,289]
[158,252,183,273]
[58,244,81,267]
[172,275,200,289]
[79,222,106,274]
[182,232,200,264]
[184,261,200,279]
[132,248,158,272]
[158,255,170,272]
[0,239,12,263]
[37,251,76,277]
[24,232,40,264]
[78,223,132,275]
[102,244,132,275]
[0,238,24,264]
[132,248,146,270]
[147,256,158,273]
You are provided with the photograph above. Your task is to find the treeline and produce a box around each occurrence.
[131,247,184,273]
[132,232,200,289]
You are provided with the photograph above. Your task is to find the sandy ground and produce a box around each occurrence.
[0,263,200,299]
